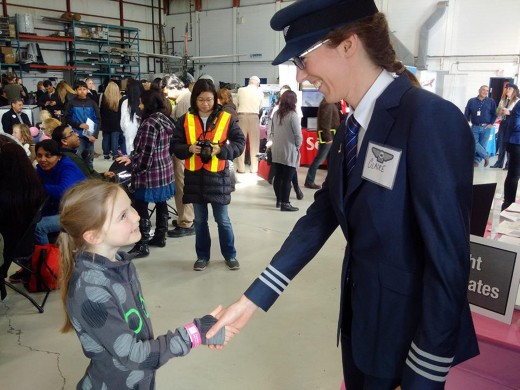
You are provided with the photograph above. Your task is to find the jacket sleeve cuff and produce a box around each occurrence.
[244,264,291,311]
[401,341,453,389]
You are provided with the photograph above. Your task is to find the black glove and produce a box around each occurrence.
[194,315,225,345]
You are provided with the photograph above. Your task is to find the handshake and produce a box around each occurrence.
[187,305,240,349]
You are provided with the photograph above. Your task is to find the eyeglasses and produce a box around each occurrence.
[197,97,214,103]
[291,39,330,70]
[62,132,76,139]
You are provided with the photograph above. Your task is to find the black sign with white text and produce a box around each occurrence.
[469,235,520,324]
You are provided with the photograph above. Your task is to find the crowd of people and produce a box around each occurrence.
[0,74,257,279]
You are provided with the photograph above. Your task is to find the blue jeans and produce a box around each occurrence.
[34,215,60,245]
[77,135,95,170]
[102,131,121,157]
[193,203,236,261]
[305,142,332,184]
[472,125,490,163]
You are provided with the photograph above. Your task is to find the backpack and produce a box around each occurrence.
[26,244,60,292]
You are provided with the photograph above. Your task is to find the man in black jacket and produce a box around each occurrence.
[1,98,31,134]
[37,80,61,118]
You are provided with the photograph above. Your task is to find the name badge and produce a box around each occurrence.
[361,141,402,190]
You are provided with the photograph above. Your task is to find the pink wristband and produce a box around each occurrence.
[184,322,202,348]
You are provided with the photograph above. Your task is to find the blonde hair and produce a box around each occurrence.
[39,109,52,122]
[102,81,121,112]
[13,123,33,144]
[58,180,121,333]
[43,118,61,136]
[57,80,76,103]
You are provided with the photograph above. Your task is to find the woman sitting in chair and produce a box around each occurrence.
[33,139,86,246]
[0,135,45,292]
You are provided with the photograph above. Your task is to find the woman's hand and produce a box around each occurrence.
[206,295,258,350]
[211,144,221,156]
[189,144,201,154]
[206,305,240,349]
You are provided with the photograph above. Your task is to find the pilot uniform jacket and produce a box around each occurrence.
[244,74,479,389]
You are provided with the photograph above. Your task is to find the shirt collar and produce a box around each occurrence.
[351,69,395,130]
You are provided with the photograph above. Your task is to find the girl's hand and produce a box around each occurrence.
[205,305,240,349]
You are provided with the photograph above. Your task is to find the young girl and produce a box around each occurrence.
[12,123,35,162]
[58,180,233,389]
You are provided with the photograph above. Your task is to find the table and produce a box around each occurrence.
[446,310,520,389]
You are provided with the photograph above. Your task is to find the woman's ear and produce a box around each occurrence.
[341,35,358,58]
[83,229,103,245]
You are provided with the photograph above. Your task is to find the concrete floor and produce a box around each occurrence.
[0,156,508,390]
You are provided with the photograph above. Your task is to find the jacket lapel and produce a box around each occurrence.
[345,76,413,199]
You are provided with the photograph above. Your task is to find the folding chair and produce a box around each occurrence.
[2,199,53,313]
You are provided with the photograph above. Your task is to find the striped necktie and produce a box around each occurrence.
[344,114,361,176]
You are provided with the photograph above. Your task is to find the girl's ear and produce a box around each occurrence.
[82,229,103,245]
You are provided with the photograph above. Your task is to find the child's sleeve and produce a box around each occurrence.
[71,292,225,372]
[72,293,191,371]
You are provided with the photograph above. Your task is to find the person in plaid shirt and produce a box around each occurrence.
[129,89,175,258]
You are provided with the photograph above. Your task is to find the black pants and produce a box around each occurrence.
[133,199,168,224]
[269,163,299,188]
[272,163,296,203]
[503,143,520,210]
[340,284,400,390]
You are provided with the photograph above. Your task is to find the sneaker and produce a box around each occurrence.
[225,258,240,270]
[8,268,29,284]
[167,226,195,238]
[193,258,209,271]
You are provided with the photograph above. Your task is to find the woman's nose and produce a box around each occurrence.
[295,68,308,84]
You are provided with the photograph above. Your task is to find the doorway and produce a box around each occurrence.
[489,77,514,106]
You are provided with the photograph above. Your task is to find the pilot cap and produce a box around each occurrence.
[270,0,378,66]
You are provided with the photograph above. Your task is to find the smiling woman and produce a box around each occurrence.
[207,0,479,388]
[32,139,86,246]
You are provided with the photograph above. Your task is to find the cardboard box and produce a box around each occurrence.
[1,46,15,64]
[74,26,90,39]
[9,24,15,38]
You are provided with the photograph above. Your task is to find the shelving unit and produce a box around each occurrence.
[0,17,141,85]
[0,16,19,73]
[71,21,140,81]
[16,32,74,72]
[0,16,74,78]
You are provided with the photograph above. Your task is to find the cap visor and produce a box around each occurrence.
[272,32,326,66]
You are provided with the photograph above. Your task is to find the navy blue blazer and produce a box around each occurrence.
[245,75,479,388]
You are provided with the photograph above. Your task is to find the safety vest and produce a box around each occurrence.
[184,111,231,172]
